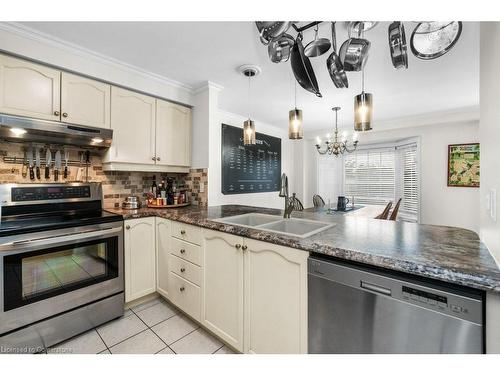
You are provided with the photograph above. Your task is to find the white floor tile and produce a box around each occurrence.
[156,347,175,354]
[170,329,223,354]
[130,298,161,313]
[151,314,198,345]
[97,313,147,347]
[135,300,177,327]
[214,345,236,354]
[110,330,166,354]
[48,329,106,354]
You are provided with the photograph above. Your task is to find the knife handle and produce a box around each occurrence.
[45,166,50,179]
[64,166,68,179]
[54,169,59,181]
[36,167,41,180]
[29,166,35,180]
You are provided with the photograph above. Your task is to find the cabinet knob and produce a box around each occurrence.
[62,112,68,118]
[180,267,186,273]
[180,249,186,254]
[235,244,241,249]
[156,157,161,161]
[242,245,248,251]
[179,286,185,292]
[152,157,156,161]
[125,225,131,230]
[54,111,60,116]
[180,230,186,235]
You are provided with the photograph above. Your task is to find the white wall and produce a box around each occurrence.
[208,110,294,209]
[304,121,480,232]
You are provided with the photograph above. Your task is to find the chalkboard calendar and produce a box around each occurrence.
[221,124,281,195]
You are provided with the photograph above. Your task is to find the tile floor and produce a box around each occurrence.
[45,297,236,354]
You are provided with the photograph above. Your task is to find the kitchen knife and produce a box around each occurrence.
[63,150,69,179]
[35,147,41,180]
[28,146,35,180]
[54,150,61,181]
[45,148,52,180]
[21,150,28,178]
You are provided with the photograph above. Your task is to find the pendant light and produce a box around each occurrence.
[354,68,373,131]
[288,81,303,139]
[239,65,261,145]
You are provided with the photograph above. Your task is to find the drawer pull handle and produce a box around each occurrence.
[180,286,185,292]
[180,267,186,273]
[180,249,186,254]
[180,230,186,235]
[242,245,248,251]
[54,111,60,116]
[235,244,241,249]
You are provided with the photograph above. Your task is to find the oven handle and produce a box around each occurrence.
[0,226,122,249]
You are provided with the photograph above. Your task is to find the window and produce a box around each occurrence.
[333,139,419,222]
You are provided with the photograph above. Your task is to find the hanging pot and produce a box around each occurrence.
[339,28,371,72]
[326,22,348,88]
[290,33,322,97]
[304,24,331,57]
[388,21,408,69]
[410,21,462,60]
[268,33,295,63]
[255,22,293,45]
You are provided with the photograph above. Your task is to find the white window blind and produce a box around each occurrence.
[396,143,419,222]
[344,148,395,205]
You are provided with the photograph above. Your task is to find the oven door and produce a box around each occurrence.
[0,222,123,335]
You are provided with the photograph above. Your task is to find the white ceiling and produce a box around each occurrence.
[19,21,479,133]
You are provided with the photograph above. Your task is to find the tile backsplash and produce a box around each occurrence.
[0,142,208,208]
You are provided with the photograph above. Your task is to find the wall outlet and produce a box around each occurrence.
[199,183,204,193]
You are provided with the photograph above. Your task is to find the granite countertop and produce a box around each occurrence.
[107,204,500,293]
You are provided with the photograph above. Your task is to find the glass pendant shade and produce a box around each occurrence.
[288,108,303,139]
[354,92,373,131]
[243,119,256,145]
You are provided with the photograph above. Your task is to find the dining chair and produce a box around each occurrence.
[312,194,326,208]
[375,201,393,220]
[389,198,402,221]
[289,193,304,211]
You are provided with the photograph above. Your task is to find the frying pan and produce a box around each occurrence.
[268,33,294,63]
[304,24,331,58]
[339,27,371,72]
[326,22,348,88]
[388,21,408,69]
[255,22,293,45]
[291,33,322,98]
[410,21,462,60]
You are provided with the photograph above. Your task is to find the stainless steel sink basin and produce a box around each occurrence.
[258,218,334,238]
[214,213,282,227]
[213,214,334,238]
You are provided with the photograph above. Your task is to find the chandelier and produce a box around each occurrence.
[316,107,358,156]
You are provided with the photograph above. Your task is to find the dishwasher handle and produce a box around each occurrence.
[360,281,392,296]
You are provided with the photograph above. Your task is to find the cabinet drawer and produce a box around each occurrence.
[171,222,202,245]
[169,271,201,321]
[171,237,202,266]
[169,254,201,286]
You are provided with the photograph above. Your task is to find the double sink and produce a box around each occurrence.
[213,213,334,239]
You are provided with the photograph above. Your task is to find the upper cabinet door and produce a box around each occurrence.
[0,54,60,121]
[61,72,110,128]
[156,99,192,167]
[109,86,156,164]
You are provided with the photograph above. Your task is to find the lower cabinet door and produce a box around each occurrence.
[124,217,156,303]
[243,238,309,354]
[156,218,171,298]
[202,230,244,352]
[169,272,201,322]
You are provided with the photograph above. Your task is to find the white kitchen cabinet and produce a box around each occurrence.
[61,72,110,128]
[243,238,308,354]
[124,217,156,303]
[156,99,192,167]
[156,217,171,298]
[0,54,60,121]
[202,230,244,352]
[106,86,156,165]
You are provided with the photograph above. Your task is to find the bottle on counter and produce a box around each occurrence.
[151,175,157,198]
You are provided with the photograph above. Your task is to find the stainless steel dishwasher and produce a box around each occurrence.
[308,256,484,354]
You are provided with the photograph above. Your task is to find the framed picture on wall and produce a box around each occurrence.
[447,143,480,188]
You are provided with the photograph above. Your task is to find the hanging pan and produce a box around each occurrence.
[410,21,462,60]
[339,26,371,72]
[388,21,408,69]
[326,22,348,88]
[255,21,293,45]
[304,24,331,57]
[268,33,295,63]
[290,33,322,97]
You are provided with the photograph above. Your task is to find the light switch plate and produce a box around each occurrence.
[491,188,497,222]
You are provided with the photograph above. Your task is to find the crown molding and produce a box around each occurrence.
[0,22,193,93]
[192,81,224,94]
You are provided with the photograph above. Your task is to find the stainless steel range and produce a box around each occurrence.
[0,183,124,354]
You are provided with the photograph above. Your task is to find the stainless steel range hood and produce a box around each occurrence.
[0,114,113,148]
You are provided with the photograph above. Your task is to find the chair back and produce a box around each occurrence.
[389,198,402,221]
[312,194,326,207]
[375,201,393,220]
